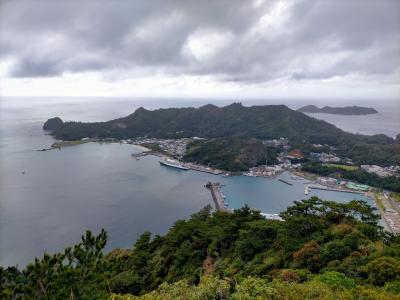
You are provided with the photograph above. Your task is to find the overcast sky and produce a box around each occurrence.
[0,0,399,100]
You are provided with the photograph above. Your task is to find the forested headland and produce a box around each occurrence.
[44,103,400,167]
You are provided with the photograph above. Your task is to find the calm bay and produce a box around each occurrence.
[0,97,387,267]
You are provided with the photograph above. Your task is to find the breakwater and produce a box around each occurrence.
[205,182,229,212]
[278,179,293,186]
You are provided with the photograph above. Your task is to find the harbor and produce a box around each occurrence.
[1,141,378,267]
[205,181,285,221]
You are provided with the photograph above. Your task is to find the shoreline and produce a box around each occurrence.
[42,138,397,232]
[131,144,151,152]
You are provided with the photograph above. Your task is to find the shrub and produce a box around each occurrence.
[385,280,400,294]
[367,256,400,286]
[318,271,356,290]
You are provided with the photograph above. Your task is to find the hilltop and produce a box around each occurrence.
[48,103,346,141]
[298,105,378,115]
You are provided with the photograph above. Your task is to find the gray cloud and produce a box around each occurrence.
[0,0,399,83]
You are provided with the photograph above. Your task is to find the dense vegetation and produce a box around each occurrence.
[303,162,400,192]
[43,117,63,131]
[46,103,400,166]
[184,138,279,171]
[2,197,400,299]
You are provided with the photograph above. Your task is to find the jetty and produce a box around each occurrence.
[187,163,223,175]
[37,147,59,152]
[205,182,229,212]
[278,178,293,186]
[130,151,160,158]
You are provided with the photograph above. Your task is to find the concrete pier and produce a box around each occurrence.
[308,185,364,194]
[205,182,229,212]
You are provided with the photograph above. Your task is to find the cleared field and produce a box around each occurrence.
[323,163,359,171]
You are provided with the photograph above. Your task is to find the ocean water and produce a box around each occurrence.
[0,97,392,267]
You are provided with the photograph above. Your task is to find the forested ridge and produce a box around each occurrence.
[2,197,400,299]
[46,103,400,167]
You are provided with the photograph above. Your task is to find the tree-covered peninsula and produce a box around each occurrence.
[1,198,400,299]
[45,103,400,168]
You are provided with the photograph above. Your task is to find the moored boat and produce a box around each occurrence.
[159,158,189,170]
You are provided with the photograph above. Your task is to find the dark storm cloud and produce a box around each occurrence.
[0,0,399,82]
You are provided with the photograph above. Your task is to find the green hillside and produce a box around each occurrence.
[2,197,400,299]
[46,103,400,166]
[50,103,351,142]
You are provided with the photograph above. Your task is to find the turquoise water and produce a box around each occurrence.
[0,97,378,267]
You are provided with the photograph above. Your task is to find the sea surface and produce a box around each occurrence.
[1,96,396,267]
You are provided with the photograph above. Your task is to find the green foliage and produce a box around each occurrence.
[1,198,400,299]
[366,256,400,286]
[318,271,356,290]
[0,229,118,299]
[185,137,279,171]
[385,280,400,294]
[231,277,275,299]
[114,277,400,300]
[112,276,231,300]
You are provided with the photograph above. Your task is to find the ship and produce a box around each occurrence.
[159,158,189,170]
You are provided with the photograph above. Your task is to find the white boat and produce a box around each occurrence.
[159,158,189,170]
[243,172,255,177]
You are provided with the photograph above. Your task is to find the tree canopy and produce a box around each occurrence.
[1,197,399,299]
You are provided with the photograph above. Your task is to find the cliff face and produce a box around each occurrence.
[43,117,63,131]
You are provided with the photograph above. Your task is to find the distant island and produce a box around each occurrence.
[297,105,378,115]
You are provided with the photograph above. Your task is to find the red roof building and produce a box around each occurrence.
[288,149,303,158]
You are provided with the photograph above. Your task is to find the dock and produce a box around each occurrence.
[205,182,229,212]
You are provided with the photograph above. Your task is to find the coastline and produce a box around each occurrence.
[131,144,151,152]
[42,137,398,233]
